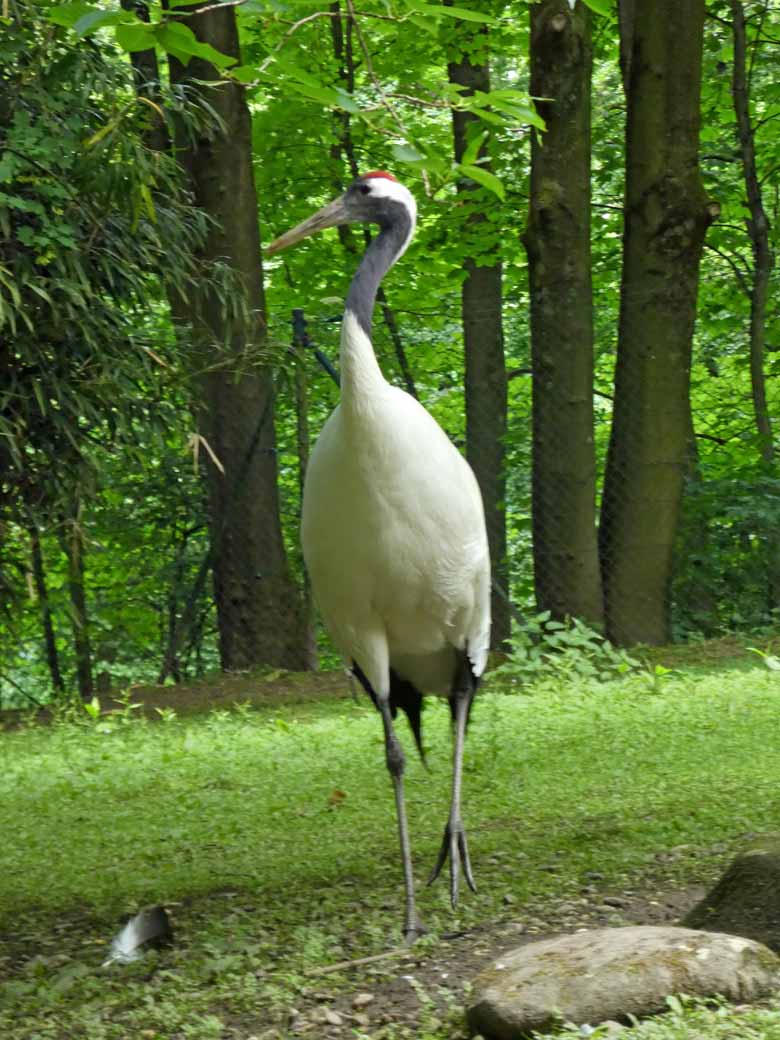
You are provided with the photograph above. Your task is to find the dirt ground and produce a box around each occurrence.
[276,879,708,1038]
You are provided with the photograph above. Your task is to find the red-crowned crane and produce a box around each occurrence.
[267,172,491,942]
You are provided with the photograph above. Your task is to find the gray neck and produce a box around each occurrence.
[344,212,412,336]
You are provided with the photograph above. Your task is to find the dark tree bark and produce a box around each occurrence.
[59,501,93,700]
[167,6,307,670]
[730,0,780,607]
[119,0,168,151]
[446,13,510,649]
[599,0,716,645]
[27,521,64,696]
[291,312,318,667]
[523,0,602,625]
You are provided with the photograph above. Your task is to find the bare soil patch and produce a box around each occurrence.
[268,882,708,1038]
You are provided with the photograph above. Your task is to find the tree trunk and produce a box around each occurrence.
[524,0,602,625]
[292,310,319,668]
[119,0,168,150]
[168,6,307,670]
[599,0,715,645]
[27,521,65,696]
[730,0,780,608]
[446,13,510,649]
[60,500,93,700]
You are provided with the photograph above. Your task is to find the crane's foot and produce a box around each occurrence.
[402,913,428,946]
[428,818,476,908]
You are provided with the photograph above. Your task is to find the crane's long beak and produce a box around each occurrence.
[265,196,348,255]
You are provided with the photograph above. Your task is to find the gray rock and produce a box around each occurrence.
[683,842,780,950]
[467,925,780,1039]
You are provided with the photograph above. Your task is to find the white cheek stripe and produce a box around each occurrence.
[365,177,417,259]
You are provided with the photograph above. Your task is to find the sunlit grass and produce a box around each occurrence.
[2,665,780,1038]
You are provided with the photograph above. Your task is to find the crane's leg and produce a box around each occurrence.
[377,698,427,943]
[352,661,426,942]
[428,655,478,907]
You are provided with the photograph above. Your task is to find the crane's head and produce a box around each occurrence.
[266,172,417,257]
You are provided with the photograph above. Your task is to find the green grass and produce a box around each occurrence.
[2,664,780,1038]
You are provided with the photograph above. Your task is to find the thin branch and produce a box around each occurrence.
[188,0,246,14]
[306,950,404,976]
[256,12,340,76]
[344,0,401,131]
[344,0,430,193]
[704,243,752,294]
[0,672,44,709]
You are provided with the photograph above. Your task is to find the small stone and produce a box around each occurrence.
[502,893,516,905]
[323,1009,342,1026]
[353,1013,370,1027]
[352,992,375,1009]
[603,896,627,908]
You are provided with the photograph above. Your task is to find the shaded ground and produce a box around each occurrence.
[1,867,711,1039]
[120,873,712,1038]
[263,878,709,1038]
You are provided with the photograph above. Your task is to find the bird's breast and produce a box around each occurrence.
[301,392,489,681]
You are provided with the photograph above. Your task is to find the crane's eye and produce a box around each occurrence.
[359,183,371,195]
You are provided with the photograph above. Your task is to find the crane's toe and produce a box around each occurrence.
[428,818,477,908]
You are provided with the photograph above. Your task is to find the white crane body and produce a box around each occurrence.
[302,375,490,699]
[267,172,491,941]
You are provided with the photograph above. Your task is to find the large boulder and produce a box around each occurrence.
[683,844,780,951]
[466,925,780,1039]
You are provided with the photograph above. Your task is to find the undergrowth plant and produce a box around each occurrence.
[493,613,643,686]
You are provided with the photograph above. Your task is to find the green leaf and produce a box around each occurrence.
[270,55,329,90]
[403,0,497,23]
[406,13,439,34]
[391,142,448,174]
[155,22,236,68]
[461,129,488,167]
[334,87,360,114]
[582,0,614,15]
[482,95,545,130]
[48,2,99,28]
[458,163,505,199]
[115,22,156,52]
[73,8,125,36]
[471,108,505,126]
[392,143,425,164]
[230,64,259,84]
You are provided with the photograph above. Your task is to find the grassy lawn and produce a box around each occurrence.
[2,658,780,1038]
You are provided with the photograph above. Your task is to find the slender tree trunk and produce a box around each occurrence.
[730,0,780,607]
[524,0,602,625]
[119,0,168,150]
[292,311,319,667]
[59,500,93,700]
[599,0,716,645]
[167,5,307,670]
[446,12,510,649]
[27,521,65,696]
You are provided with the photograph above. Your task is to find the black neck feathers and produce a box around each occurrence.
[344,203,412,337]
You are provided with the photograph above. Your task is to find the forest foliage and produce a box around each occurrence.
[1,0,778,705]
